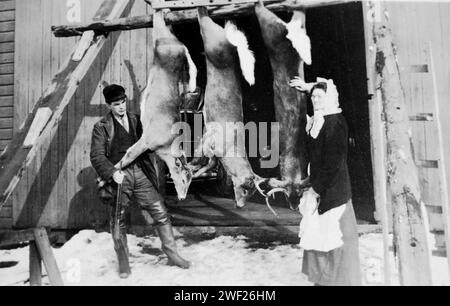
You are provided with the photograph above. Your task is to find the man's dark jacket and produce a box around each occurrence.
[90,111,159,191]
[308,113,352,215]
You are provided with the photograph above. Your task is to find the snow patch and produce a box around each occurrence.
[0,230,448,286]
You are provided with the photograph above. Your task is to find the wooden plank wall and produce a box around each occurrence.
[365,1,450,235]
[0,0,14,228]
[386,1,449,234]
[11,0,154,229]
[0,0,14,153]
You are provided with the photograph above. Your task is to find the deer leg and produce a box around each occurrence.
[116,138,149,169]
[152,9,172,42]
[192,156,217,178]
[197,6,208,19]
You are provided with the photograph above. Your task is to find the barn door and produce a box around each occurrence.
[363,1,450,249]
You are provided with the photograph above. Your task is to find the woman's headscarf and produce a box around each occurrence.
[307,78,342,139]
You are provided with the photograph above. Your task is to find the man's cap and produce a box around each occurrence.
[103,84,126,104]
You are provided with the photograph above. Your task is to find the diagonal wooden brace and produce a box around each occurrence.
[0,228,61,286]
[32,228,64,286]
[0,0,134,210]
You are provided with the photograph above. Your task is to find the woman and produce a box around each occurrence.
[290,77,362,286]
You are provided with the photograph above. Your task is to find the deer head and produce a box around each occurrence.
[232,176,256,208]
[171,156,192,200]
[158,148,193,200]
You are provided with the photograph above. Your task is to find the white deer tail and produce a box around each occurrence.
[184,46,197,92]
[225,22,255,86]
[284,13,312,65]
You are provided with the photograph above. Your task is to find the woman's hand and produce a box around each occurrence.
[309,187,319,198]
[289,77,314,92]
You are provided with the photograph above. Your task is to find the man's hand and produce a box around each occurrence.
[289,77,314,92]
[113,170,125,184]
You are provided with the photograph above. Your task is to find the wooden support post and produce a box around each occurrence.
[0,0,133,209]
[429,42,450,279]
[363,1,391,285]
[51,0,349,37]
[376,90,392,286]
[372,6,432,285]
[29,241,42,286]
[0,228,62,286]
[33,228,63,286]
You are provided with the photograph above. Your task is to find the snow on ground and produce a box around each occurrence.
[0,230,448,286]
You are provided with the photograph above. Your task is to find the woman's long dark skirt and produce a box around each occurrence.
[302,200,362,286]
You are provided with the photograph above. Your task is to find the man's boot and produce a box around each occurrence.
[112,227,131,278]
[157,223,191,269]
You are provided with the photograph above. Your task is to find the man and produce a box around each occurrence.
[90,84,190,278]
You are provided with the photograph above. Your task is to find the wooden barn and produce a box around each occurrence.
[0,0,450,278]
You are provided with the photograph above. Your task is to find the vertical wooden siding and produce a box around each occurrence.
[365,1,450,234]
[12,0,154,229]
[0,0,14,228]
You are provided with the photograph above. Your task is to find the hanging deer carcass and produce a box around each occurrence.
[195,8,287,213]
[115,10,197,200]
[255,1,311,209]
[196,7,257,208]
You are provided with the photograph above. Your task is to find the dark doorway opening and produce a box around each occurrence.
[305,2,375,222]
[172,2,376,222]
[172,16,280,199]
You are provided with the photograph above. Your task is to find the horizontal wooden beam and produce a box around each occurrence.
[416,160,438,169]
[0,228,58,248]
[151,0,279,9]
[151,0,348,9]
[52,0,351,37]
[0,229,36,248]
[425,204,443,215]
[409,113,433,121]
[401,64,429,73]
